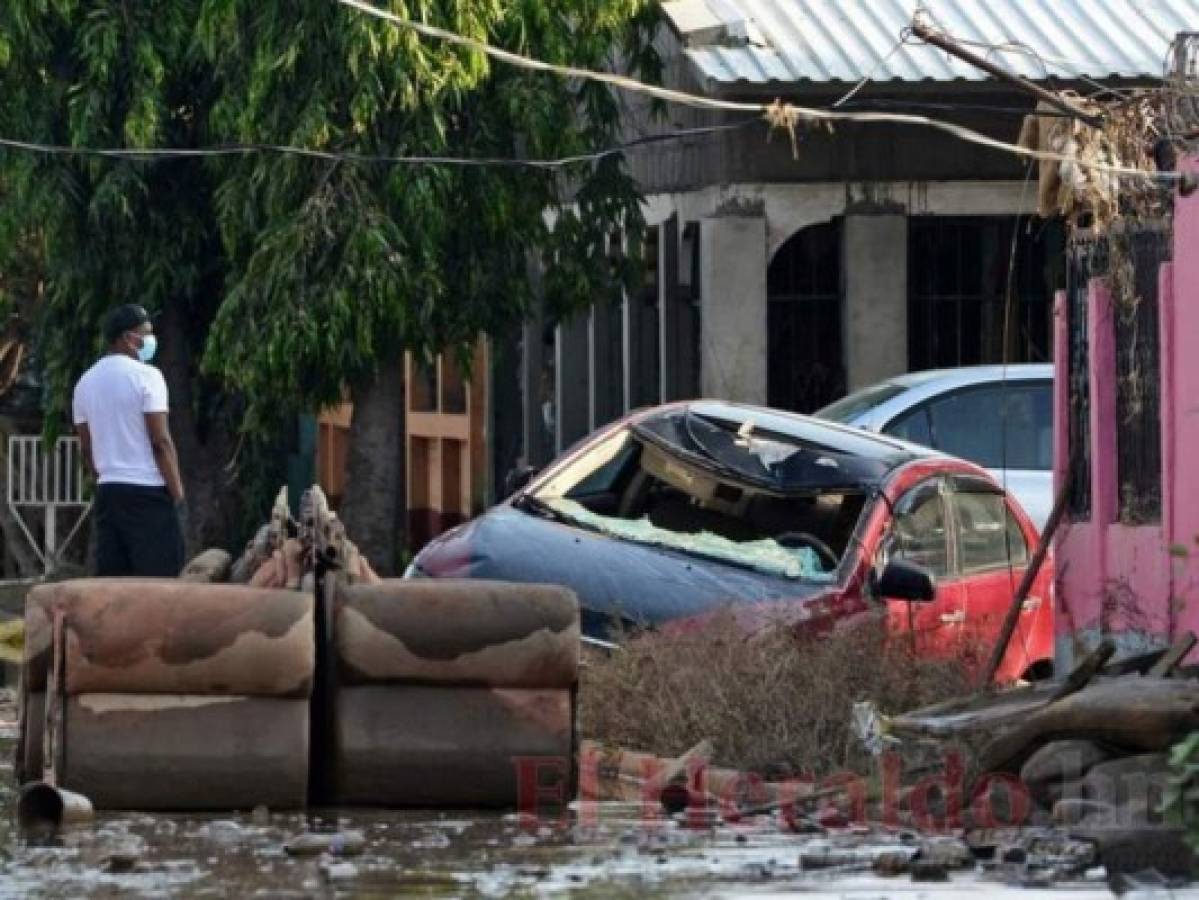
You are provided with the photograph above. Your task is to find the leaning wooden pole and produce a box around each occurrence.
[979,458,1074,690]
[910,19,1103,128]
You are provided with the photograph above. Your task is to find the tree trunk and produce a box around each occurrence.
[157,301,241,560]
[340,357,405,575]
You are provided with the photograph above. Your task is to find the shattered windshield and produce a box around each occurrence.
[528,424,869,581]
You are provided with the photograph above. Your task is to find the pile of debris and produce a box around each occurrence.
[579,634,1199,888]
[1017,95,1168,230]
[858,634,1199,883]
[181,485,379,588]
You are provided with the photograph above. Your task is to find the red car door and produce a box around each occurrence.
[880,476,969,660]
[948,476,1053,682]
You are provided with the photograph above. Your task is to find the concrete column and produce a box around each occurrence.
[698,216,767,403]
[555,313,590,453]
[843,214,908,391]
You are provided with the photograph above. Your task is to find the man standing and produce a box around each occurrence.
[73,304,186,576]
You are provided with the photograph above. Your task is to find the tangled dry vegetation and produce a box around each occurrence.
[579,614,974,778]
[1018,93,1168,230]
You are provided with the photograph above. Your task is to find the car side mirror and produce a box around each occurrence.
[504,464,540,497]
[876,559,936,602]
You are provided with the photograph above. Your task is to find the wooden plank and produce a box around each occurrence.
[407,412,470,442]
[1147,632,1198,678]
[1050,638,1116,702]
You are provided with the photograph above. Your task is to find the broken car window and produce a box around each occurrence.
[528,425,866,581]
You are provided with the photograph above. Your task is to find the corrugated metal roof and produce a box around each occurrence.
[662,0,1199,87]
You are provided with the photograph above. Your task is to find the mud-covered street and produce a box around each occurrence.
[0,688,1182,900]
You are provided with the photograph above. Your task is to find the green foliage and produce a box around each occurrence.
[1166,730,1199,848]
[0,0,224,431]
[0,1,658,437]
[198,0,657,431]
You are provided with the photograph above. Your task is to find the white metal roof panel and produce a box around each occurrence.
[662,0,1199,87]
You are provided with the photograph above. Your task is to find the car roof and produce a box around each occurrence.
[818,364,1054,428]
[633,399,941,472]
[882,363,1053,390]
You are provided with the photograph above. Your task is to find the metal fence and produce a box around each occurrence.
[1066,225,1170,525]
[1113,227,1170,525]
[5,435,91,574]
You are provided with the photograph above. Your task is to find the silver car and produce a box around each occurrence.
[815,364,1053,529]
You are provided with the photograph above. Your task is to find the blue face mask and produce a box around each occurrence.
[135,333,158,363]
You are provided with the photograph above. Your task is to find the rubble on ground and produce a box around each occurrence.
[855,634,1199,887]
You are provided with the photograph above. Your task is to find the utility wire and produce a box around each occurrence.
[0,119,760,168]
[839,99,1073,118]
[830,35,910,108]
[337,0,1182,182]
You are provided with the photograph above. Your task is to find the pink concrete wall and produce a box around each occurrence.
[1170,160,1199,641]
[1054,163,1199,666]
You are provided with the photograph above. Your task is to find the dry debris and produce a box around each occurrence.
[1018,93,1169,229]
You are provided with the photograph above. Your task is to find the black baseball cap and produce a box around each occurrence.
[102,304,151,343]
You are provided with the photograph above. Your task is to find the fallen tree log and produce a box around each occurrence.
[979,676,1199,774]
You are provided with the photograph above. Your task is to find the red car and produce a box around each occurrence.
[410,401,1053,683]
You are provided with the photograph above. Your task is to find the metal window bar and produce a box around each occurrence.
[1065,241,1096,520]
[6,435,92,574]
[767,220,845,412]
[1113,227,1169,525]
[908,217,1053,371]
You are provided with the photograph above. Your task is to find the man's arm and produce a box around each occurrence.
[145,412,185,502]
[76,423,96,478]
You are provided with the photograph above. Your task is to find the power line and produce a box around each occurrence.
[336,0,1182,182]
[839,99,1074,118]
[0,119,760,168]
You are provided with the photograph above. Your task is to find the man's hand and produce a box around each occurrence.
[145,412,186,504]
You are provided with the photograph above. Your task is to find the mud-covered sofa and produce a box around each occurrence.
[19,579,313,809]
[17,575,581,811]
[325,579,579,807]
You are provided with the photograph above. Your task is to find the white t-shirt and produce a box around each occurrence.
[72,355,169,486]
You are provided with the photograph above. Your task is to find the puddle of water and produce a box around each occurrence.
[0,719,1192,899]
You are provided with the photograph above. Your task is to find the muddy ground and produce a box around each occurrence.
[0,691,1191,899]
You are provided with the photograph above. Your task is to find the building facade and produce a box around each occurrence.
[515,0,1196,471]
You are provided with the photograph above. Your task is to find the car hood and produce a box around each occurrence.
[411,505,832,638]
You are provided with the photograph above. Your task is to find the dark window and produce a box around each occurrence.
[1113,228,1168,524]
[951,489,1029,573]
[908,216,1056,371]
[884,407,932,445]
[920,382,1052,470]
[889,479,950,578]
[768,220,844,413]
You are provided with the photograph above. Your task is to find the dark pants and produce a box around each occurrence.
[95,483,185,577]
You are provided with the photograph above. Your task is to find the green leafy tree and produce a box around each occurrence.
[0,1,658,570]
